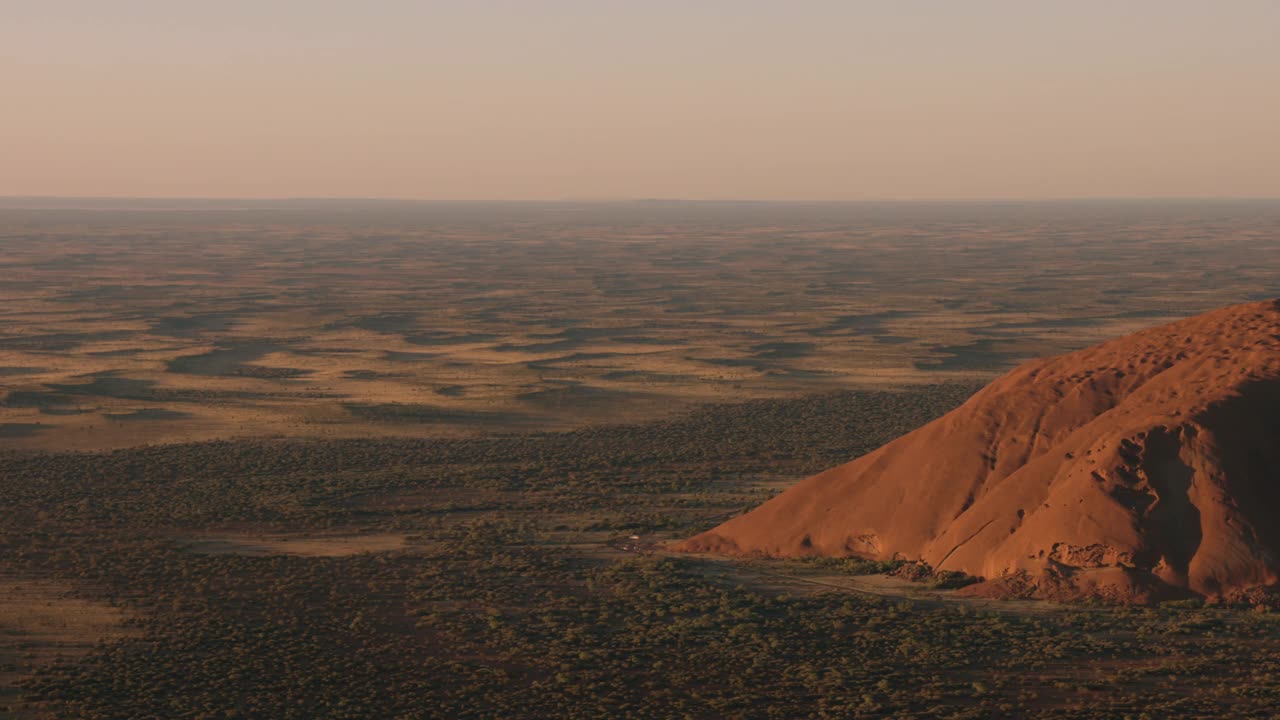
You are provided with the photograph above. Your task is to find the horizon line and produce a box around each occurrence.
[4,194,1280,206]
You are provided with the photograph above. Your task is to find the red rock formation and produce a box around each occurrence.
[677,300,1280,602]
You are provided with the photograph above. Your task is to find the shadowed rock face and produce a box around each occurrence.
[677,300,1280,603]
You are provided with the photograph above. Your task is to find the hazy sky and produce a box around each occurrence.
[4,1,1278,200]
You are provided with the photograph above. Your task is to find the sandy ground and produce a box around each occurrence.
[179,533,413,557]
[0,579,135,712]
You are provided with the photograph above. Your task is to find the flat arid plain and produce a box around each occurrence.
[4,199,1280,719]
[4,199,1277,450]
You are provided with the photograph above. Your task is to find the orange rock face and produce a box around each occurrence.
[677,300,1280,603]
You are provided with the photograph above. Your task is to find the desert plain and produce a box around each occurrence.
[4,199,1280,718]
[3,199,1276,450]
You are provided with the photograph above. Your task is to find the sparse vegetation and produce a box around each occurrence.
[5,385,1280,718]
[4,201,1279,450]
[4,202,1280,718]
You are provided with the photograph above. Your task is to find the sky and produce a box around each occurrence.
[3,1,1278,201]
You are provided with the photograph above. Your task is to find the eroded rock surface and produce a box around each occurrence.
[678,300,1280,603]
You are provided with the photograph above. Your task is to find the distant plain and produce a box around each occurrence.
[4,199,1278,450]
